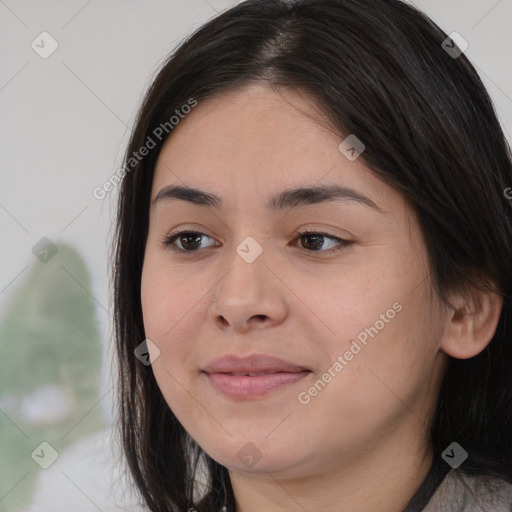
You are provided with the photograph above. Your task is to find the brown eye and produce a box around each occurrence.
[295,230,352,253]
[163,231,216,252]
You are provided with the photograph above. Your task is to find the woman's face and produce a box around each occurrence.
[141,84,448,478]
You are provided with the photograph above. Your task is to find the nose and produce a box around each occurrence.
[208,245,288,333]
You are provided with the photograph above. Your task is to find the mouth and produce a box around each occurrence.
[201,354,312,399]
[224,371,300,376]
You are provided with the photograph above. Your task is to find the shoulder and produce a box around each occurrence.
[423,469,512,512]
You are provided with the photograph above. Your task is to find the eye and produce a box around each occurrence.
[162,230,218,252]
[161,229,352,254]
[294,229,352,253]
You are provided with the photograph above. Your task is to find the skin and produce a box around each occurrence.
[140,84,503,511]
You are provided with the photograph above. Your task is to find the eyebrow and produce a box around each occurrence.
[152,183,384,213]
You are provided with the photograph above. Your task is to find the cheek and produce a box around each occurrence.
[141,258,201,341]
[310,264,438,407]
[320,290,439,423]
[140,265,203,421]
[140,262,209,378]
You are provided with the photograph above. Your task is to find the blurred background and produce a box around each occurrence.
[1,0,511,510]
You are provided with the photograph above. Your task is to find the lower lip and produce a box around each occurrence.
[204,371,311,398]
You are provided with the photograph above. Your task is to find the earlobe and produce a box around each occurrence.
[440,285,503,360]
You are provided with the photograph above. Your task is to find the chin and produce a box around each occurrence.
[201,438,308,476]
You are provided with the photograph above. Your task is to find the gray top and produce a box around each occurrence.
[422,470,512,511]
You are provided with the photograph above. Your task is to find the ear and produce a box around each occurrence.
[440,283,503,359]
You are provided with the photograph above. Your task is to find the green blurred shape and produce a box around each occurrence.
[0,242,105,510]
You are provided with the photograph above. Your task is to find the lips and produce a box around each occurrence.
[201,354,311,398]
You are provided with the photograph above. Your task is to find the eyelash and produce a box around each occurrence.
[161,229,352,255]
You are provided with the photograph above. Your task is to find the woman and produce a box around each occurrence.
[111,0,512,510]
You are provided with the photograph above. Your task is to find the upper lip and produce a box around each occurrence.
[202,354,310,374]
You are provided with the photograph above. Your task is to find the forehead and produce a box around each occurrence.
[157,84,333,161]
[151,84,394,213]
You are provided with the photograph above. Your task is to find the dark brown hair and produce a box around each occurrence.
[111,1,512,510]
